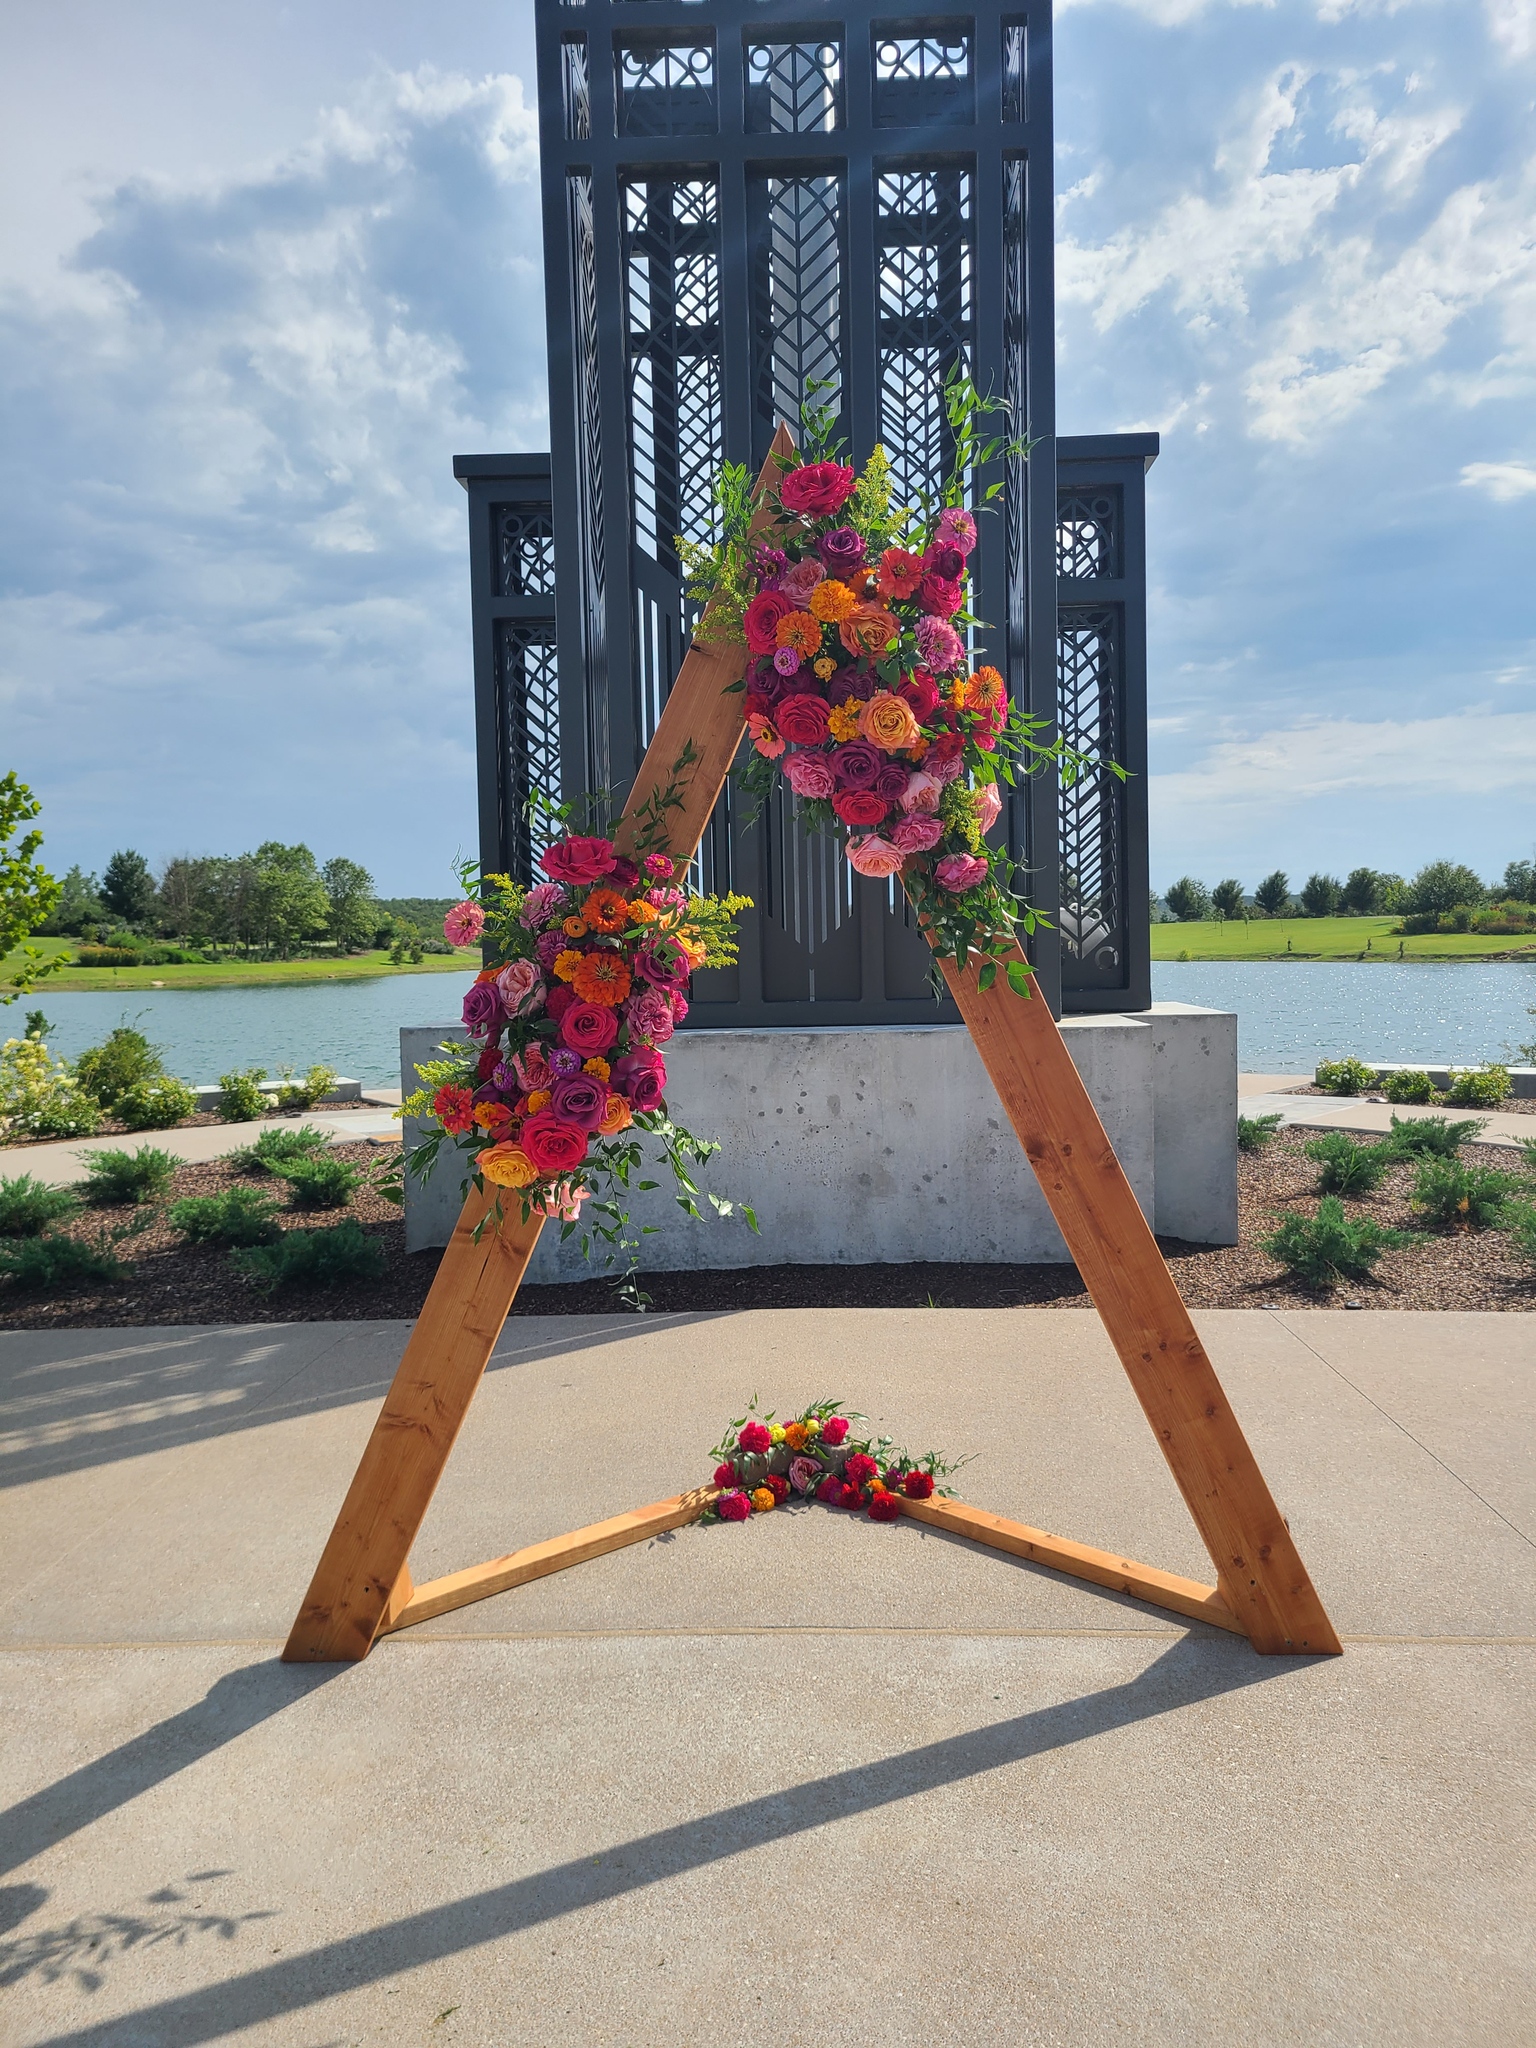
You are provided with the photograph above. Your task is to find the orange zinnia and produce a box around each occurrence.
[968,665,1005,711]
[808,579,857,624]
[583,887,631,933]
[775,609,822,657]
[562,916,589,939]
[571,950,632,1006]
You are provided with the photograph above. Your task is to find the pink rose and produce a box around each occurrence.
[780,557,825,603]
[917,573,964,617]
[559,1000,620,1057]
[495,958,544,1018]
[976,781,1003,833]
[537,1181,588,1222]
[789,1455,822,1496]
[444,900,484,948]
[782,750,837,801]
[610,1047,667,1113]
[930,749,965,786]
[744,589,795,656]
[901,771,944,815]
[845,834,905,878]
[624,987,676,1045]
[890,814,943,854]
[519,882,567,930]
[540,836,617,886]
[934,852,989,894]
[821,1415,849,1446]
[780,462,857,517]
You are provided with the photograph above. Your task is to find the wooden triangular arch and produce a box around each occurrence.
[284,429,1340,1664]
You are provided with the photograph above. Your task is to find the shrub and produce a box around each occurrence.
[231,1219,385,1294]
[1444,1065,1511,1108]
[78,1145,179,1206]
[274,1154,362,1209]
[1404,860,1486,917]
[1411,1158,1522,1232]
[226,1125,332,1174]
[274,1063,338,1111]
[168,1187,282,1247]
[0,1174,80,1236]
[73,946,143,968]
[217,1068,276,1122]
[74,1025,164,1106]
[1164,876,1210,923]
[1505,1201,1536,1270]
[1304,1132,1395,1198]
[0,1037,103,1141]
[1260,1197,1410,1290]
[1300,872,1342,918]
[1382,1069,1435,1105]
[1237,1112,1283,1153]
[1384,1113,1486,1159]
[1314,1057,1377,1096]
[1518,1134,1536,1174]
[0,1217,148,1293]
[115,1076,198,1131]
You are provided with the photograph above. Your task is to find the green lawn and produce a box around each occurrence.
[1151,916,1536,962]
[2,936,479,994]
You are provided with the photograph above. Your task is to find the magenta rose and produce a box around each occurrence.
[776,694,831,745]
[559,999,620,1057]
[915,616,965,675]
[635,940,689,993]
[519,1110,590,1175]
[610,1047,667,1113]
[461,980,503,1036]
[890,813,944,854]
[934,852,990,893]
[495,958,544,1018]
[745,589,795,656]
[833,790,889,828]
[671,992,689,1024]
[873,761,911,802]
[898,669,941,722]
[780,461,857,517]
[818,525,866,579]
[624,986,676,1045]
[551,1073,607,1132]
[917,573,964,618]
[782,749,837,801]
[924,541,966,582]
[831,739,882,790]
[610,856,641,889]
[540,835,617,886]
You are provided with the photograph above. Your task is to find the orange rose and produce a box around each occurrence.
[839,603,899,659]
[808,579,858,624]
[477,1142,538,1189]
[859,690,921,752]
[598,1092,633,1136]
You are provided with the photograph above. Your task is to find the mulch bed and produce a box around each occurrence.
[1,1129,1531,1330]
[1287,1084,1536,1115]
[0,1103,387,1151]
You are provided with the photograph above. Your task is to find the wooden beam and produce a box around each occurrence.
[899,1496,1244,1635]
[928,936,1342,1657]
[379,1489,721,1633]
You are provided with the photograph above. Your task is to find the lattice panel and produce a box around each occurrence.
[561,36,590,141]
[1002,18,1027,122]
[493,508,556,598]
[762,785,861,1003]
[1002,155,1027,671]
[624,177,723,561]
[617,38,717,135]
[745,38,843,132]
[495,622,562,881]
[750,175,842,449]
[1057,606,1126,982]
[1057,492,1119,580]
[877,167,975,512]
[568,172,607,771]
[873,27,974,125]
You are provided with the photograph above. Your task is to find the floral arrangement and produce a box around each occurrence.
[703,1399,970,1524]
[400,806,755,1290]
[677,379,1118,992]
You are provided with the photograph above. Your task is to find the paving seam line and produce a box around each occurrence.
[4,1631,1533,1651]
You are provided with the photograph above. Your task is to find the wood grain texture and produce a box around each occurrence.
[899,1496,1243,1634]
[928,932,1342,1657]
[380,1489,721,1632]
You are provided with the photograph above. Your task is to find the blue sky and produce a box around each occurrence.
[1,0,1532,898]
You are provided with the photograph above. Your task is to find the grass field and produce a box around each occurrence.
[1151,915,1536,962]
[1,936,479,994]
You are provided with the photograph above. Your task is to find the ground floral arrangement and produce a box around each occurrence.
[702,1400,970,1522]
[399,818,755,1289]
[678,379,1117,992]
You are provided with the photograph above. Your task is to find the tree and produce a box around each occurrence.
[248,842,328,957]
[1300,872,1343,918]
[1164,876,1210,922]
[1253,870,1291,917]
[38,864,104,935]
[1378,873,1408,913]
[0,772,62,1002]
[1340,867,1382,915]
[1211,878,1245,920]
[101,849,156,925]
[1501,857,1536,904]
[157,856,210,940]
[323,857,377,953]
[1405,860,1485,917]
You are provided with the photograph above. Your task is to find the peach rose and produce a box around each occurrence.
[844,834,906,879]
[476,1143,538,1189]
[859,691,921,753]
[901,770,944,814]
[976,781,1003,833]
[838,602,899,660]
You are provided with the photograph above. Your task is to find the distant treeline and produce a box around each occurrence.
[40,848,459,959]
[1156,857,1536,927]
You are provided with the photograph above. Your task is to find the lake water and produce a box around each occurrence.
[11,961,1535,1085]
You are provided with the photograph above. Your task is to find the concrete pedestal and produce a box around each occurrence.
[401,1002,1237,1276]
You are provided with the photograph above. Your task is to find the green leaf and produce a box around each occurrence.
[1006,960,1034,998]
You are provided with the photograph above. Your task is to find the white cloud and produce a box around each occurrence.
[1486,0,1536,59]
[1461,459,1536,500]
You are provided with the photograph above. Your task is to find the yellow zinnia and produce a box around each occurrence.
[827,698,863,742]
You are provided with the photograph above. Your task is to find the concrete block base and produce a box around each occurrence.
[401,1002,1237,1275]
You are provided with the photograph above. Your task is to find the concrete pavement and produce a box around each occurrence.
[1,1309,1532,2045]
[1238,1074,1534,1148]
[3,1096,402,1189]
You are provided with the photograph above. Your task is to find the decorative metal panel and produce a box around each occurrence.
[616,37,717,134]
[876,166,974,512]
[745,37,843,132]
[623,175,722,561]
[561,35,591,140]
[1056,605,1126,987]
[494,621,562,880]
[494,506,556,597]
[1001,17,1026,121]
[749,174,843,457]
[1056,490,1120,579]
[566,172,607,793]
[872,25,974,125]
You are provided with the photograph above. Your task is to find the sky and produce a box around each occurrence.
[0,0,1533,899]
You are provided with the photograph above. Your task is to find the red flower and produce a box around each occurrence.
[917,573,964,617]
[745,589,795,656]
[928,730,964,766]
[924,542,966,582]
[739,1420,772,1455]
[775,693,832,745]
[519,1110,591,1175]
[717,1490,752,1522]
[780,462,857,517]
[816,1474,843,1505]
[833,789,889,828]
[868,1489,901,1522]
[821,1415,849,1446]
[903,1470,936,1499]
[545,984,578,1021]
[476,1044,502,1082]
[540,835,617,886]
[843,1452,879,1487]
[432,1084,475,1135]
[713,1461,737,1487]
[765,1474,790,1504]
[875,547,925,600]
[836,1480,865,1509]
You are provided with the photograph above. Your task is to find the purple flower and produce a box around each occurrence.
[752,544,789,588]
[874,761,911,802]
[461,981,502,1037]
[492,1059,518,1093]
[549,1047,582,1078]
[535,928,566,971]
[936,507,978,557]
[773,646,803,677]
[551,1073,607,1132]
[831,740,882,791]
[925,542,966,582]
[519,882,567,931]
[818,526,867,579]
[611,1047,667,1113]
[635,941,690,992]
[625,987,677,1045]
[837,663,877,703]
[915,616,965,675]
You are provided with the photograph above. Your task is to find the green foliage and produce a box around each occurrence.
[272,1153,362,1209]
[1502,858,1536,903]
[1404,860,1486,917]
[275,1063,338,1111]
[1518,1133,1536,1173]
[231,1218,385,1294]
[167,1186,282,1247]
[1504,1200,1536,1270]
[1260,1197,1409,1289]
[322,857,376,953]
[0,1218,148,1293]
[38,864,105,936]
[1341,867,1384,915]
[1253,870,1291,916]
[217,1068,276,1122]
[1236,1112,1282,1153]
[75,1023,165,1107]
[1211,878,1245,920]
[0,771,62,1002]
[101,849,156,924]
[1300,872,1343,917]
[1304,1131,1394,1197]
[1382,1069,1435,1104]
[0,1036,102,1139]
[1411,1157,1521,1231]
[78,1144,179,1205]
[1314,1056,1377,1096]
[115,1075,198,1130]
[1164,876,1210,922]
[225,1124,331,1173]
[1444,1065,1511,1107]
[1385,1113,1486,1158]
[0,1174,81,1236]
